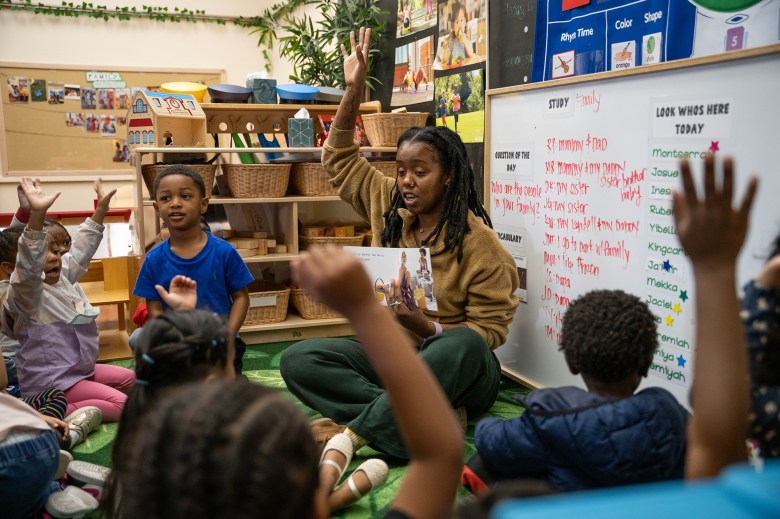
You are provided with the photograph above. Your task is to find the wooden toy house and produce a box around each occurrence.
[127,90,206,151]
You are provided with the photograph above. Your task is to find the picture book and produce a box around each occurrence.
[344,246,437,311]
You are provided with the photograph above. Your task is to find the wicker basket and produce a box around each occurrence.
[291,163,336,196]
[361,112,429,147]
[142,163,217,197]
[370,161,397,178]
[291,287,342,319]
[299,234,364,249]
[222,163,291,198]
[244,282,290,325]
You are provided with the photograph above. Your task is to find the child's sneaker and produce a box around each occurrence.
[64,406,102,448]
[45,485,99,518]
[55,450,73,479]
[62,460,111,500]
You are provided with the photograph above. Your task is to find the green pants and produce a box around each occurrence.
[280,327,501,459]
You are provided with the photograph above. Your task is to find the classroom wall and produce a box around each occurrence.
[0,0,303,211]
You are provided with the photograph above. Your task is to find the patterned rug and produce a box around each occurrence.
[74,341,530,518]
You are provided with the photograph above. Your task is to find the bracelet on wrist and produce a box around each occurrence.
[430,321,443,336]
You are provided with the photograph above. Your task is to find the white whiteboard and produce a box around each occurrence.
[486,45,780,408]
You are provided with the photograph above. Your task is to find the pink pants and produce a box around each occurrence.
[63,364,135,422]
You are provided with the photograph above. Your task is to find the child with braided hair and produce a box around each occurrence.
[281,27,518,461]
[111,245,464,519]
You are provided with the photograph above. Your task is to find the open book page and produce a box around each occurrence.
[344,246,438,312]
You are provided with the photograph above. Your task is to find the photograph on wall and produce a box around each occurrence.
[65,112,85,127]
[97,88,115,110]
[391,35,434,107]
[64,84,81,100]
[31,79,46,102]
[81,87,96,109]
[7,76,29,103]
[114,88,131,110]
[116,116,127,126]
[396,0,437,39]
[433,0,486,70]
[112,139,130,163]
[100,115,116,136]
[434,68,484,143]
[47,82,64,104]
[85,113,100,133]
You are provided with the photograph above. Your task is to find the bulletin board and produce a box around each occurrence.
[0,63,223,177]
[485,45,780,408]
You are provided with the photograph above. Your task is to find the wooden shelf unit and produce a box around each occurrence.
[131,102,396,345]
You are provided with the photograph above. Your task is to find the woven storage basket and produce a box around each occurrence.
[142,164,217,197]
[370,161,397,178]
[361,112,429,147]
[299,234,364,249]
[222,163,291,198]
[291,287,342,319]
[291,163,336,196]
[244,282,290,325]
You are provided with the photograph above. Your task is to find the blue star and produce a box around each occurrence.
[662,260,672,272]
[677,355,686,368]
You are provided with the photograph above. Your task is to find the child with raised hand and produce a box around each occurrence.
[466,288,688,492]
[0,178,134,424]
[132,165,254,374]
[113,246,464,519]
[672,155,758,477]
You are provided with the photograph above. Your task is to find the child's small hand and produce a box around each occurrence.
[94,178,117,212]
[40,414,69,444]
[16,180,35,213]
[19,177,60,213]
[673,155,758,270]
[155,275,197,311]
[291,245,374,317]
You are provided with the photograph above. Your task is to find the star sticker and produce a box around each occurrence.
[662,260,672,272]
[677,355,686,367]
[709,141,719,152]
[665,314,674,326]
[680,290,688,302]
[673,302,682,315]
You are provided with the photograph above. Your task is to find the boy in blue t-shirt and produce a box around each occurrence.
[133,165,254,373]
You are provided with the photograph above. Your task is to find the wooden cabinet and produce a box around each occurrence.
[131,102,395,345]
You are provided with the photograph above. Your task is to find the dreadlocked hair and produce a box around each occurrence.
[103,309,231,517]
[115,380,319,519]
[381,125,491,263]
[560,289,657,383]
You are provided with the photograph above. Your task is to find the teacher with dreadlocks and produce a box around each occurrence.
[280,28,519,460]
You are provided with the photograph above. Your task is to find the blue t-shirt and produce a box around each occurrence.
[133,233,254,317]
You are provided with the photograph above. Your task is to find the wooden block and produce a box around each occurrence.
[235,230,268,238]
[229,238,260,249]
[220,229,235,239]
[270,244,287,254]
[235,248,257,258]
[303,226,325,237]
[324,226,336,237]
[335,225,355,237]
[266,239,277,249]
[257,239,268,256]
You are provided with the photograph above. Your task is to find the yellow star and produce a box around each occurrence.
[673,303,682,315]
[665,314,674,326]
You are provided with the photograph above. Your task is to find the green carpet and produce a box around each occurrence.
[74,341,529,517]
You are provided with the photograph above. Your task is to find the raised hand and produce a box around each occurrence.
[16,179,36,213]
[341,27,371,88]
[291,245,373,318]
[673,155,757,269]
[94,177,117,212]
[155,275,197,311]
[19,177,60,213]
